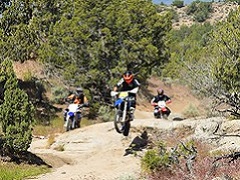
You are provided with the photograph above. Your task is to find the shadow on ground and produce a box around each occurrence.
[124,131,149,156]
[172,117,185,121]
[0,151,52,167]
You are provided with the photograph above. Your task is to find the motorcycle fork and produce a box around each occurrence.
[71,116,75,129]
[122,100,128,122]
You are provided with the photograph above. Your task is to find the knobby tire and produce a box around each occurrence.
[114,110,124,134]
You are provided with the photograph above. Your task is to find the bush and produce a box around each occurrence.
[50,86,69,104]
[141,141,171,172]
[183,104,200,118]
[0,59,35,154]
[186,1,213,22]
[172,0,184,8]
[98,105,114,122]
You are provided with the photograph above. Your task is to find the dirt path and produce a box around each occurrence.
[28,77,200,180]
[28,110,187,180]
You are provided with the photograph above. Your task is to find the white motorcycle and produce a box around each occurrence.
[64,103,83,131]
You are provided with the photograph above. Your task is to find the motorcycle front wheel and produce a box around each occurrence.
[114,110,124,134]
[66,117,73,132]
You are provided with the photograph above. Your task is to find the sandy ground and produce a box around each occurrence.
[28,110,188,180]
[27,76,202,180]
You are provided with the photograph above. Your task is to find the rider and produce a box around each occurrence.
[151,88,171,117]
[66,87,88,105]
[113,71,140,120]
[64,87,89,125]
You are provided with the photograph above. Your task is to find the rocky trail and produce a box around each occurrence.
[28,108,240,180]
[26,75,240,180]
[28,110,189,180]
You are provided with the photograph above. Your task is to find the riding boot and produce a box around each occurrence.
[63,111,67,127]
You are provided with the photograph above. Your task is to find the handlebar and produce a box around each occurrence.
[151,103,158,106]
[110,87,139,97]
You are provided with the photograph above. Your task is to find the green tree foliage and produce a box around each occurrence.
[163,23,213,83]
[0,0,10,14]
[207,9,240,117]
[0,59,35,154]
[0,0,68,61]
[0,0,37,61]
[38,0,172,99]
[225,0,240,5]
[0,0,171,108]
[172,0,184,8]
[209,9,240,94]
[186,1,213,22]
[165,8,239,117]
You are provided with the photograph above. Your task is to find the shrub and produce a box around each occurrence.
[141,141,171,172]
[0,59,35,154]
[182,104,200,118]
[22,70,34,81]
[142,138,240,179]
[172,0,184,8]
[50,86,69,104]
[98,105,114,122]
[186,1,213,22]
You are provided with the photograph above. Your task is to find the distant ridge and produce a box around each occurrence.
[152,0,212,5]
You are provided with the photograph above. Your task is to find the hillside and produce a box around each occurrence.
[13,60,204,118]
[171,2,239,28]
[9,2,240,179]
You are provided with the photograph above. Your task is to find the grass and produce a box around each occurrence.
[0,114,98,180]
[0,162,50,180]
[33,115,97,137]
[33,116,65,136]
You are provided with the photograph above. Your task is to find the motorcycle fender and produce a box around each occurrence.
[161,107,167,112]
[68,112,75,117]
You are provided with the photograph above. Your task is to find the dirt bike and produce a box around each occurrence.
[152,100,170,119]
[111,88,138,136]
[64,103,83,131]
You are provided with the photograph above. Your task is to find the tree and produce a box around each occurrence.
[0,0,68,61]
[209,10,240,93]
[0,0,172,117]
[186,1,213,22]
[0,59,35,154]
[172,0,184,8]
[207,9,240,117]
[38,0,172,101]
[0,0,11,14]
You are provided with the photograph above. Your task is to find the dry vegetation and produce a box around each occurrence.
[172,2,239,28]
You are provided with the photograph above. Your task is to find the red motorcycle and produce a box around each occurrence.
[152,101,170,119]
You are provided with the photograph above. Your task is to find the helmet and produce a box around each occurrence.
[76,87,83,94]
[123,71,133,84]
[157,88,164,95]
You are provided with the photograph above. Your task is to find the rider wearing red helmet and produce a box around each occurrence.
[151,88,171,117]
[113,71,140,98]
[113,71,140,120]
